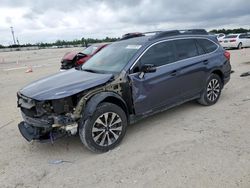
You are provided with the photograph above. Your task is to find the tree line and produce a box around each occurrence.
[0,37,119,49]
[209,28,250,34]
[1,28,250,48]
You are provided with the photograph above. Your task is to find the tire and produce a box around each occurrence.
[79,102,127,153]
[197,74,222,106]
[238,42,243,49]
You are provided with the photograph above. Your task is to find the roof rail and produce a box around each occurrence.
[150,29,208,40]
[120,32,145,40]
[120,29,208,41]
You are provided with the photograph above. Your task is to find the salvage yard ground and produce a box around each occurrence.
[0,48,250,188]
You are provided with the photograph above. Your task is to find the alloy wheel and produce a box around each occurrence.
[92,112,123,147]
[207,79,220,102]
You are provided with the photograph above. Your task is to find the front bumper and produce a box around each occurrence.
[18,111,78,142]
[18,121,41,141]
[18,121,66,143]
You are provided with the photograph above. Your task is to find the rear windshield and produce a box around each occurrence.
[224,35,238,39]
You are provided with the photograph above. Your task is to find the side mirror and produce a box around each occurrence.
[141,64,156,73]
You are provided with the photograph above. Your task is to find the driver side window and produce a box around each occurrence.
[140,41,175,67]
[132,41,175,73]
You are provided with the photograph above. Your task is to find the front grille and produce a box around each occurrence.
[21,107,37,117]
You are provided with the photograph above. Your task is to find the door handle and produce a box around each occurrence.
[203,60,209,65]
[170,70,178,76]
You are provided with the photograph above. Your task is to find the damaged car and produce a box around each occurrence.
[17,29,231,152]
[60,43,109,70]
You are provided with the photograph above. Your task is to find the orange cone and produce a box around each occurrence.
[25,66,33,73]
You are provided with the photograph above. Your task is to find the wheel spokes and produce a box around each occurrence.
[207,78,220,102]
[96,117,107,127]
[93,131,105,142]
[92,112,123,147]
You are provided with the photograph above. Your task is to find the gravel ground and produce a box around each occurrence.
[0,47,249,188]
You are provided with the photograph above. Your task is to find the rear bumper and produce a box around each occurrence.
[224,75,230,85]
[220,42,238,48]
[223,68,231,86]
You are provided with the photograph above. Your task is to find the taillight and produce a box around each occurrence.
[229,39,236,42]
[224,51,230,61]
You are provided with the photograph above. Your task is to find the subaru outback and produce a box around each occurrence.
[17,29,231,152]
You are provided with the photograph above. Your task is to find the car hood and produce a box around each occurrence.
[19,69,113,101]
[62,51,84,61]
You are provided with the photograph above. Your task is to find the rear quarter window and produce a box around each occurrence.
[196,39,218,53]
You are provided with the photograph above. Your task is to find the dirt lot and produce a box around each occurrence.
[0,47,250,188]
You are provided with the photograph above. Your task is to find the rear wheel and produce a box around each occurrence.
[238,42,243,49]
[198,74,222,106]
[79,102,127,153]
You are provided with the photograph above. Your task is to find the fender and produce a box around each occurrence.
[82,91,128,120]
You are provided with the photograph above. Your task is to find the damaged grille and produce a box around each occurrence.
[17,92,35,109]
[17,92,46,117]
[17,92,74,118]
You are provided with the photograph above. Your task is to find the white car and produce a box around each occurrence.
[220,33,250,49]
[215,33,225,40]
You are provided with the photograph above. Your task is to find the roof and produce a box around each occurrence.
[115,29,211,46]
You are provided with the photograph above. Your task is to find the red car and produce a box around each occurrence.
[60,43,109,70]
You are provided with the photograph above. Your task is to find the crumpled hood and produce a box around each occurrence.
[62,51,79,61]
[19,69,113,101]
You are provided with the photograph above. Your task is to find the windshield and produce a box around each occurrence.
[81,42,142,73]
[224,35,238,39]
[82,45,98,55]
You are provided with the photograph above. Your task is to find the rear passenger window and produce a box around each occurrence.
[239,34,247,39]
[140,41,175,67]
[196,39,218,53]
[174,39,199,60]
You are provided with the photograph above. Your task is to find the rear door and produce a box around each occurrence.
[246,34,250,47]
[239,34,248,47]
[172,38,209,99]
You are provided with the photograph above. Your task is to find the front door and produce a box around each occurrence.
[129,40,182,115]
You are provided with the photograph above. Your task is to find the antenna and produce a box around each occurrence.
[10,26,16,45]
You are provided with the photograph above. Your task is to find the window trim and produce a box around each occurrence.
[129,37,219,73]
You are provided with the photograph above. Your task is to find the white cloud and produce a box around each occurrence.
[0,0,250,45]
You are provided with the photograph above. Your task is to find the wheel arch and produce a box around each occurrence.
[210,69,224,85]
[82,92,129,120]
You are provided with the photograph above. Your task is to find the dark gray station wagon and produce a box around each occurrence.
[17,29,231,152]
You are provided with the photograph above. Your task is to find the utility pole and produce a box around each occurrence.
[10,26,16,45]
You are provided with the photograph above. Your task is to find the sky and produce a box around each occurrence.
[0,0,250,45]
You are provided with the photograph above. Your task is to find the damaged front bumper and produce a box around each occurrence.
[18,113,78,143]
[18,121,63,142]
[17,92,79,143]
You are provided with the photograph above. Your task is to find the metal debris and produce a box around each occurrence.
[48,160,73,165]
[240,71,250,77]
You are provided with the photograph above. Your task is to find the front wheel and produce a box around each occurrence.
[197,74,222,106]
[79,102,127,153]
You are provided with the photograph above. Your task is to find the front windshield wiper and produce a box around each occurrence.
[81,68,99,73]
